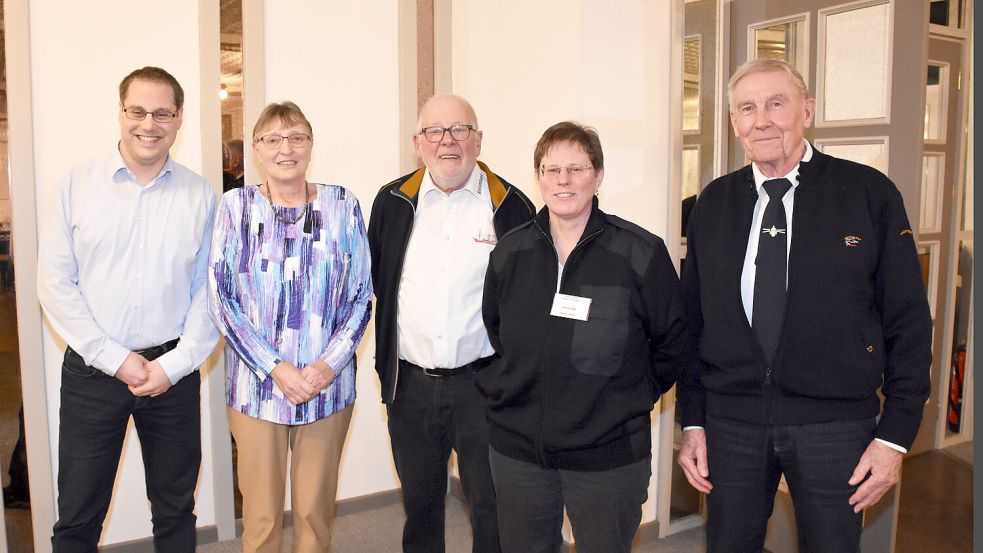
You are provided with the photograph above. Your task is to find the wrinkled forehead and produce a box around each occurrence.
[730,69,805,106]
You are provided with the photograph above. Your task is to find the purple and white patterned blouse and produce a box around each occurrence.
[208,184,372,425]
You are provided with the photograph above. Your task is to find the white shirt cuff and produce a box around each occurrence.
[874,438,907,454]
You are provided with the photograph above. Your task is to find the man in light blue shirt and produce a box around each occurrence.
[37,66,219,553]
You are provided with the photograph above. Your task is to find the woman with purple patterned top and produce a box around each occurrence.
[208,101,372,553]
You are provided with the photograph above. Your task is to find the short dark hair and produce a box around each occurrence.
[533,121,604,172]
[119,66,185,110]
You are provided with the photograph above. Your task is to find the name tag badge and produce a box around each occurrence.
[550,293,592,321]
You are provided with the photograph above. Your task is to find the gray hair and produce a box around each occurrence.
[728,59,810,112]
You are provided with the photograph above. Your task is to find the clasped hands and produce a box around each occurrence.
[271,359,338,405]
[116,351,173,397]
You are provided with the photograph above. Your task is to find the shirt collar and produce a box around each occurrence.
[110,141,174,187]
[751,139,812,193]
[419,164,486,202]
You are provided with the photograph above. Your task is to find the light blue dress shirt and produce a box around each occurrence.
[37,147,220,383]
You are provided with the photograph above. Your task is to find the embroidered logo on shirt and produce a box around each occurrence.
[900,229,913,236]
[844,235,862,247]
[473,231,497,245]
[762,225,787,238]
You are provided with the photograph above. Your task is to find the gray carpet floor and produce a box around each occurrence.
[196,498,706,552]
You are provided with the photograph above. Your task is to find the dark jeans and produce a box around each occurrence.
[387,363,500,553]
[705,415,875,553]
[488,447,651,553]
[51,348,201,553]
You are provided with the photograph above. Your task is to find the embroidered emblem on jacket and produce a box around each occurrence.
[762,225,787,238]
[844,235,862,247]
[900,229,913,236]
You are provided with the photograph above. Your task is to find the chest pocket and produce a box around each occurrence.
[570,286,631,376]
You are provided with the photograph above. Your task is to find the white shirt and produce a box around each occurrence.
[37,148,220,383]
[739,140,813,323]
[692,140,903,453]
[396,166,498,369]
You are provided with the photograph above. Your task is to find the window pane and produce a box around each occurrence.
[820,3,890,122]
[924,64,948,142]
[683,37,701,132]
[920,153,945,232]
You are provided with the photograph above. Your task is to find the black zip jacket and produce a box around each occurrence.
[677,148,932,450]
[367,162,534,404]
[479,199,689,471]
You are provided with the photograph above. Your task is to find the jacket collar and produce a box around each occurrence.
[532,196,605,243]
[794,144,829,190]
[739,141,828,194]
[394,160,510,208]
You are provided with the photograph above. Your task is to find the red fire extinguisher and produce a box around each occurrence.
[947,345,967,432]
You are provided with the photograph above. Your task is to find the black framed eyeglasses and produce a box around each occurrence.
[419,124,475,143]
[122,107,179,123]
[255,134,312,149]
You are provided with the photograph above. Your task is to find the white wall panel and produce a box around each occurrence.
[261,0,403,501]
[449,0,676,529]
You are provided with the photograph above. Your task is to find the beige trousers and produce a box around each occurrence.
[228,405,354,553]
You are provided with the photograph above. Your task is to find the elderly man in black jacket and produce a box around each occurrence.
[677,59,932,553]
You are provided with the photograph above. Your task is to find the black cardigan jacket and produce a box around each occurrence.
[367,162,534,404]
[677,148,932,450]
[479,200,689,470]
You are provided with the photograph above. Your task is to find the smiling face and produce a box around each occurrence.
[118,79,182,175]
[253,121,312,187]
[538,140,603,226]
[729,69,815,177]
[413,95,483,192]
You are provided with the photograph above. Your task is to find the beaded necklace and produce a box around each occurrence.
[264,182,311,225]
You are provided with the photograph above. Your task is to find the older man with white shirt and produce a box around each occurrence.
[368,94,534,553]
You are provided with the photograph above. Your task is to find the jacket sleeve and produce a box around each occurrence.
[482,251,503,355]
[640,239,690,397]
[677,199,708,427]
[367,189,385,295]
[872,182,933,449]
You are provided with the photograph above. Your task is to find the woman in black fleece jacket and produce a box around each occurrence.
[478,122,689,553]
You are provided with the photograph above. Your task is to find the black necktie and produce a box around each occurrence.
[752,178,792,364]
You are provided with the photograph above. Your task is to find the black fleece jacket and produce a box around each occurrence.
[367,162,534,404]
[677,148,932,450]
[479,200,689,471]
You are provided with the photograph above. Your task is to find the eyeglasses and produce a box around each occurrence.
[539,165,594,179]
[122,107,179,123]
[419,124,476,143]
[255,133,312,149]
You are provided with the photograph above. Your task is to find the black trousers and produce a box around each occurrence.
[387,363,500,553]
[705,415,875,553]
[489,447,650,553]
[51,347,201,553]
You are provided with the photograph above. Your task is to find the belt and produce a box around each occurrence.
[135,338,180,361]
[400,356,492,378]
